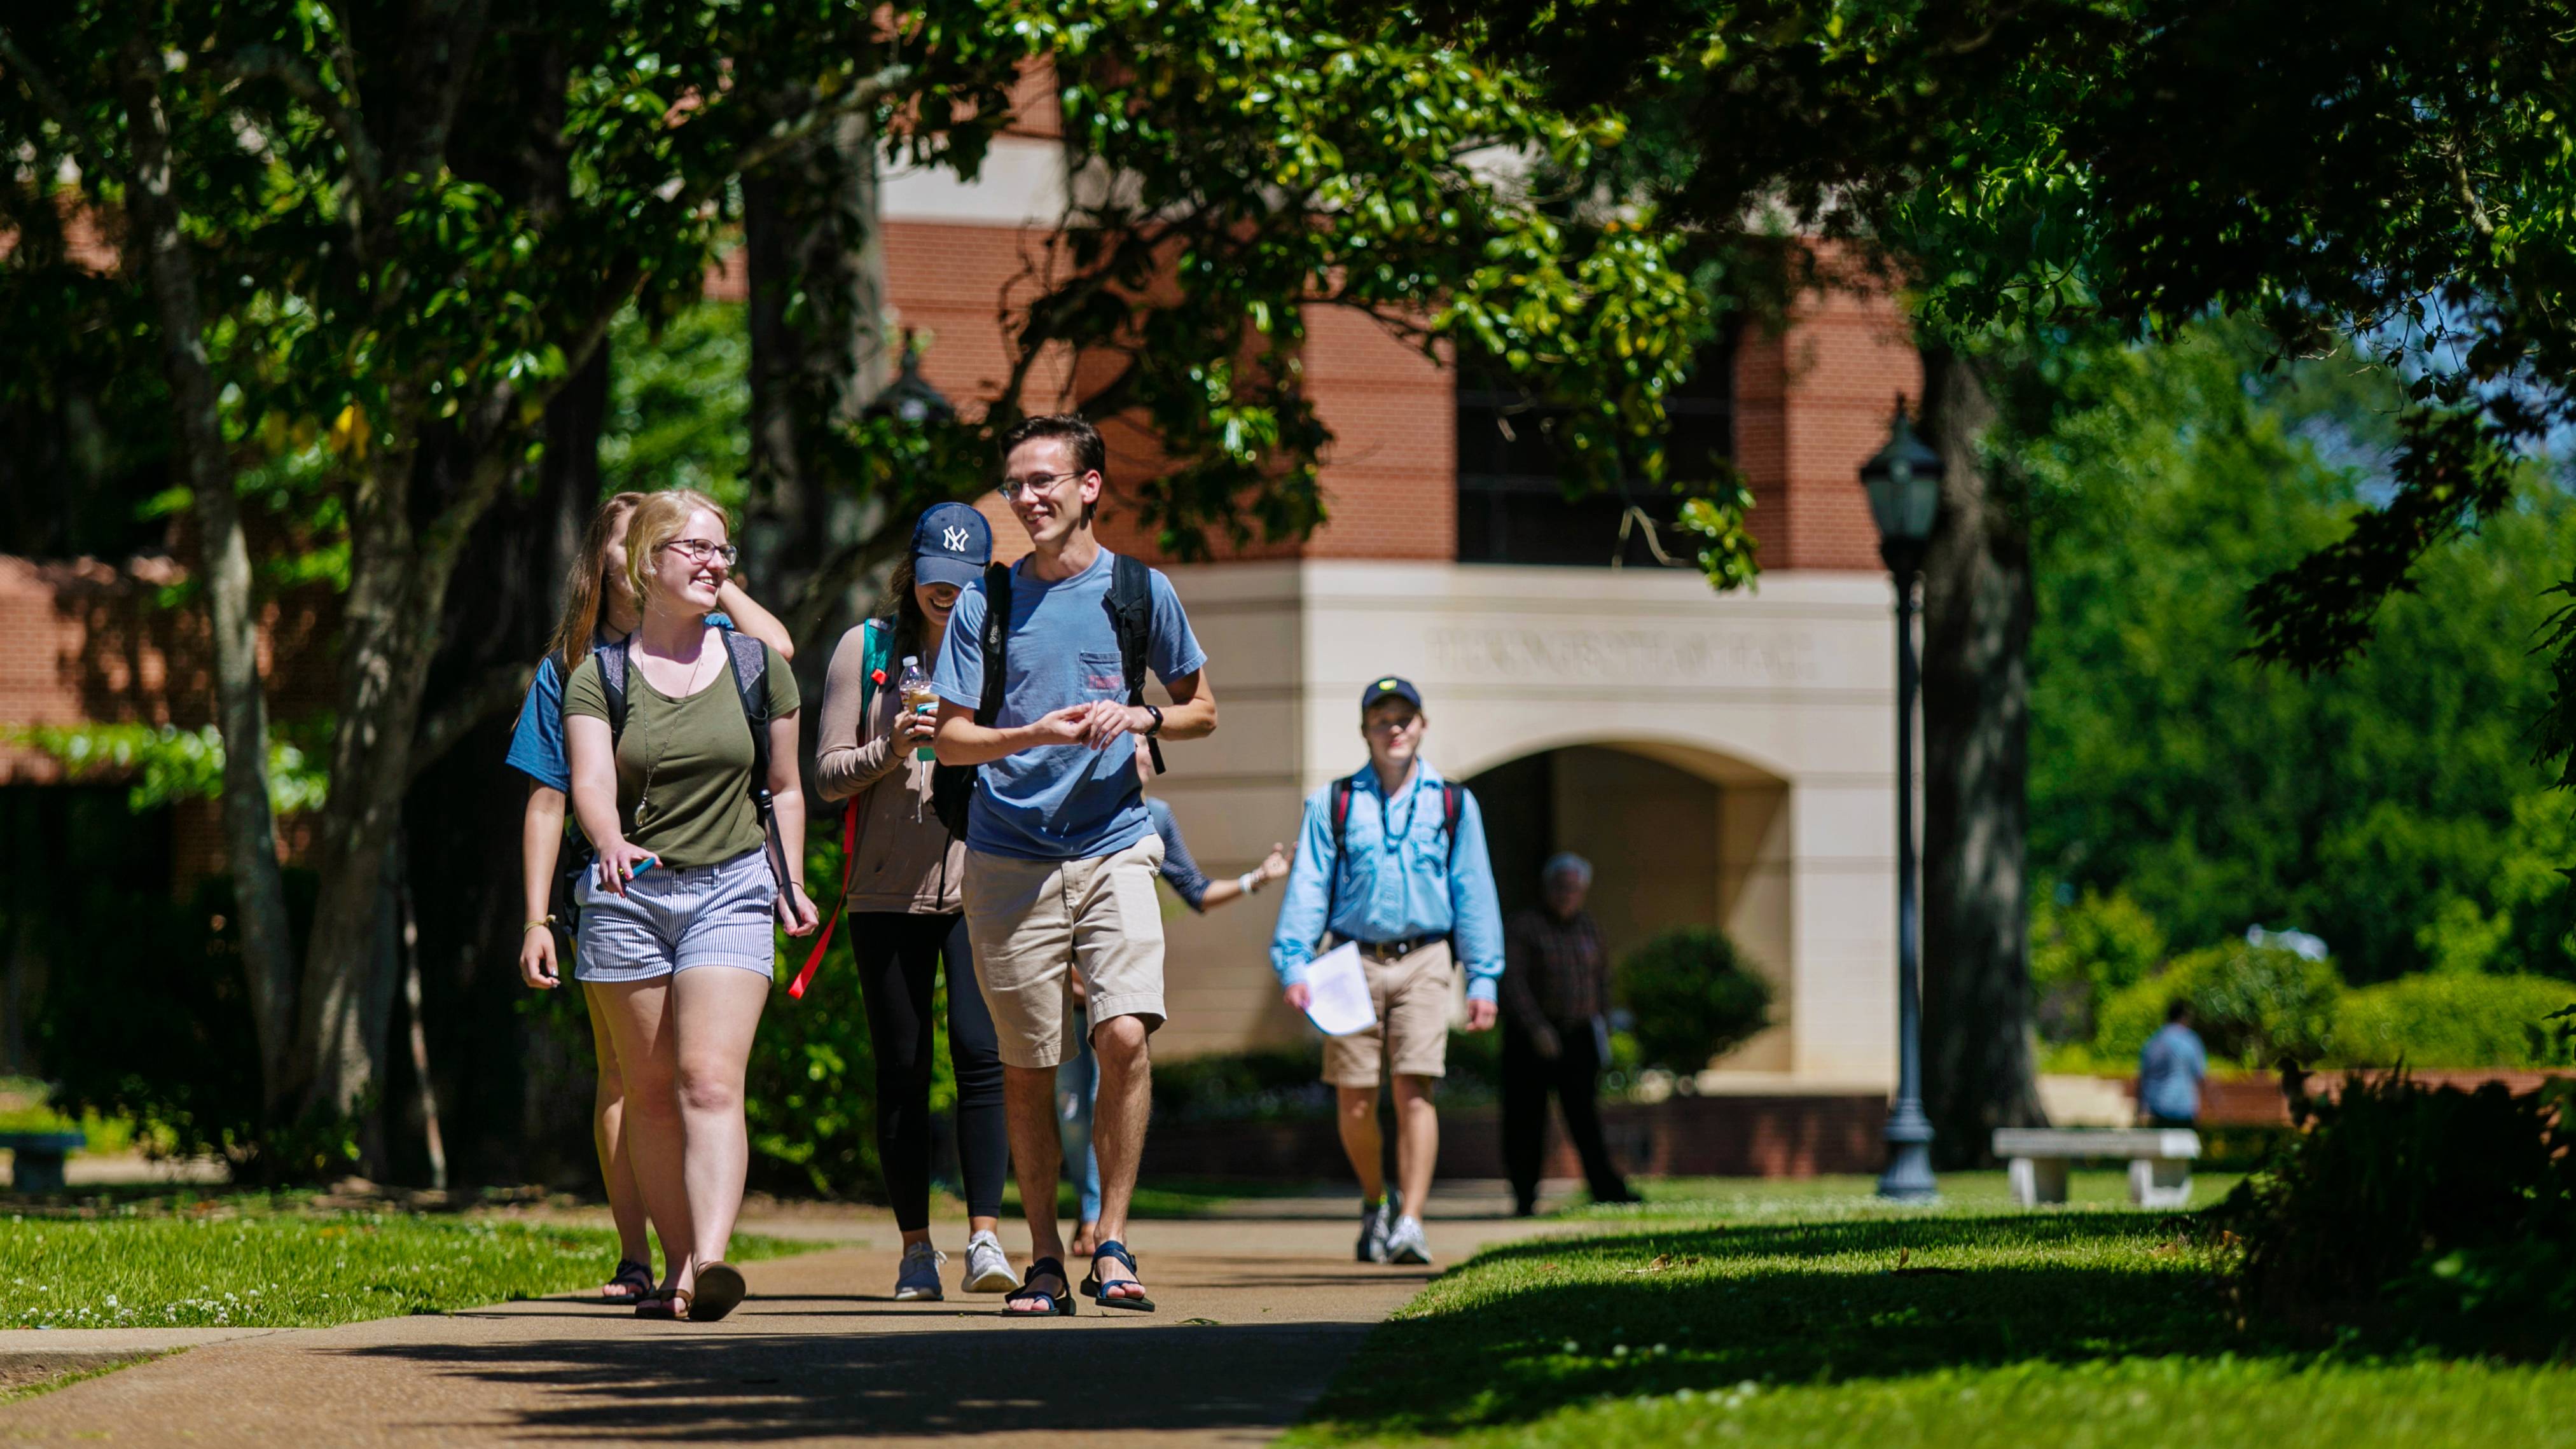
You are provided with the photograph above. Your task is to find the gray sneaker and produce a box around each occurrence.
[894,1241,946,1301]
[1356,1198,1392,1264]
[1385,1214,1432,1265]
[960,1230,1019,1294]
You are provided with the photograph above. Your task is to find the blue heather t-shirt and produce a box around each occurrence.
[932,551,1205,861]
[502,614,734,793]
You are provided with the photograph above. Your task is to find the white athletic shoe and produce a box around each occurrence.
[894,1241,946,1301]
[1385,1214,1432,1265]
[961,1230,1020,1294]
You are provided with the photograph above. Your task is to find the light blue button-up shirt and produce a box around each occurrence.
[1268,760,1506,1002]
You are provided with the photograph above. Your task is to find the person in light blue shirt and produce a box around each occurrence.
[931,414,1219,1315]
[2138,1001,2210,1127]
[1268,676,1504,1267]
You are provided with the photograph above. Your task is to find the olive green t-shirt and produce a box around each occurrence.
[563,637,800,870]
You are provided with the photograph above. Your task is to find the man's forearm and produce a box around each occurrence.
[933,716,1043,766]
[1147,695,1216,742]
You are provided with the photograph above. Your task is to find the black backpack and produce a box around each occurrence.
[555,629,779,933]
[929,553,1166,839]
[1319,771,1465,931]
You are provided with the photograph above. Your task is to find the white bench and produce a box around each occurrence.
[1992,1128,2200,1208]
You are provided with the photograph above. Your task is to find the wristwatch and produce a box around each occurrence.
[1143,704,1164,737]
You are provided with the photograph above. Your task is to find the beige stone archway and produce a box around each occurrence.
[1142,558,1899,1092]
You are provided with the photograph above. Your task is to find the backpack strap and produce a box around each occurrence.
[1323,771,1364,936]
[793,620,894,1002]
[719,632,788,897]
[1107,553,1165,777]
[1443,782,1465,865]
[597,639,632,743]
[975,562,1012,726]
[858,617,892,722]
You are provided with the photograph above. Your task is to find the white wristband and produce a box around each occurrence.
[1237,871,1261,894]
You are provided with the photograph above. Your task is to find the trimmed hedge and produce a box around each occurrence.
[2334,973,2576,1069]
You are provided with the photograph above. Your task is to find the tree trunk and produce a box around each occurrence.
[293,427,437,1129]
[119,42,300,1113]
[1918,344,2047,1165]
[744,105,892,662]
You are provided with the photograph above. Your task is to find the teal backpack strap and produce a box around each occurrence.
[858,618,893,720]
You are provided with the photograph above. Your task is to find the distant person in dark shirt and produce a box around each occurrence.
[1499,853,1638,1216]
[2137,1001,2209,1128]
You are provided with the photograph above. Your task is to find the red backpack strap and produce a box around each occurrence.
[1443,782,1465,864]
[787,803,862,999]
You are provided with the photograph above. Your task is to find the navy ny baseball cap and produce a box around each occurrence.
[911,503,992,588]
[1360,676,1423,716]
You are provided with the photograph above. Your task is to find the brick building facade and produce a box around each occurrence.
[1,69,1920,1092]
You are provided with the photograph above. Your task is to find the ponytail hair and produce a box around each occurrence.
[546,492,647,678]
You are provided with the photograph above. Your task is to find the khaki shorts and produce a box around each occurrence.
[1320,939,1456,1087]
[962,833,1167,1070]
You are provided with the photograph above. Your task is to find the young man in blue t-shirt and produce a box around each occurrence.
[932,415,1217,1315]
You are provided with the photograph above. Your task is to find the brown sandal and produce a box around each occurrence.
[634,1287,693,1321]
[690,1263,747,1322]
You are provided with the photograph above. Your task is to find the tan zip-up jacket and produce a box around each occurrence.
[814,621,964,914]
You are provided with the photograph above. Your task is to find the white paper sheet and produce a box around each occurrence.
[1301,941,1377,1036]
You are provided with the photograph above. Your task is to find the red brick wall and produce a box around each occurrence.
[1731,281,1921,572]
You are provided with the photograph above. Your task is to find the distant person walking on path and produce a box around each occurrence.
[508,490,793,1303]
[1268,677,1504,1266]
[1498,853,1637,1216]
[2138,1001,2209,1128]
[1060,752,1290,1254]
[931,414,1217,1315]
[814,504,1018,1303]
[564,489,819,1321]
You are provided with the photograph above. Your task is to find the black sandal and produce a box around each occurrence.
[602,1258,653,1301]
[1085,1240,1155,1312]
[1002,1256,1076,1317]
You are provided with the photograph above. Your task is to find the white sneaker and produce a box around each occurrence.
[961,1230,1020,1294]
[1385,1214,1432,1265]
[894,1241,946,1301]
[1356,1198,1392,1263]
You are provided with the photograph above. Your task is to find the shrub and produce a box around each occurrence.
[2221,1072,2576,1336]
[2030,886,2166,1044]
[2097,942,2340,1068]
[2330,973,2576,1069]
[1615,928,1773,1073]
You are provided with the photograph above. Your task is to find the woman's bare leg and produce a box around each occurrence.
[671,966,771,1271]
[583,983,655,1280]
[595,978,694,1295]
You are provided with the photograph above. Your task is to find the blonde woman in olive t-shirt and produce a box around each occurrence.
[565,489,819,1323]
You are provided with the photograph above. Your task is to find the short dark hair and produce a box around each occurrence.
[1001,414,1107,523]
[2166,999,2191,1024]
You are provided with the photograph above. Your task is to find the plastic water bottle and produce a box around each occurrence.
[899,656,938,763]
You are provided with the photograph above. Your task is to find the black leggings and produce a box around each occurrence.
[852,912,1006,1229]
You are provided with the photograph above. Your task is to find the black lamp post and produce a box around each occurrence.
[1859,399,1944,1202]
[869,331,956,427]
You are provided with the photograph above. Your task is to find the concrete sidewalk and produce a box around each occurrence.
[0,1210,1574,1446]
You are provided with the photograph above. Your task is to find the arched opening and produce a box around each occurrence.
[1463,740,1794,1072]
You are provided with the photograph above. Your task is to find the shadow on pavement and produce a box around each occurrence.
[335,1322,1373,1441]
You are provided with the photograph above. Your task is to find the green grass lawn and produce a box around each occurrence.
[0,1197,810,1329]
[1286,1174,2576,1449]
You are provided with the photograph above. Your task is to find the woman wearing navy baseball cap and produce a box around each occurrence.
[812,503,1021,1301]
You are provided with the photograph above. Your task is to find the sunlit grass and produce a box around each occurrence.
[1288,1177,2574,1448]
[0,1202,809,1329]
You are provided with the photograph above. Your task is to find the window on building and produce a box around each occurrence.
[1455,336,1733,567]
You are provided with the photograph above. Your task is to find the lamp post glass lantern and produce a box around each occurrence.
[1860,401,1943,1201]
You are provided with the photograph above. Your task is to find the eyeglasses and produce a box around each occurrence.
[998,470,1085,502]
[660,538,738,568]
